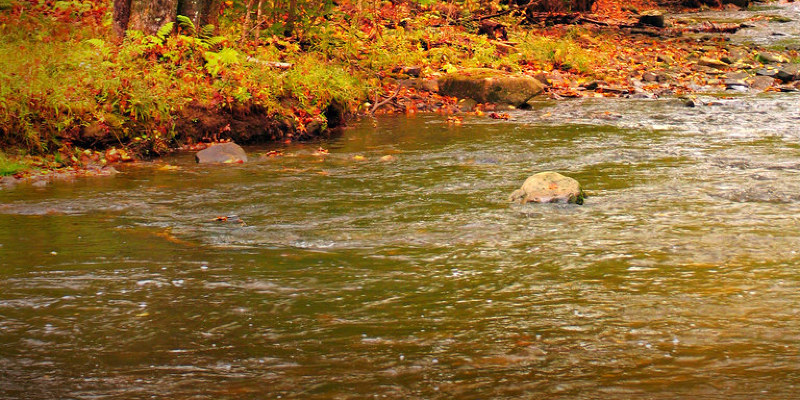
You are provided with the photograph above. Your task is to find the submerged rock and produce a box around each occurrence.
[195,142,248,164]
[509,172,585,205]
[438,68,545,107]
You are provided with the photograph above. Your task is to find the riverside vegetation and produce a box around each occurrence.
[1,0,799,179]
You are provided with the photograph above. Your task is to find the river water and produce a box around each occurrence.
[3,91,800,399]
[4,5,800,396]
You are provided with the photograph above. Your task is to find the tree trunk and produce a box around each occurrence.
[113,0,133,37]
[128,0,179,35]
[284,0,297,36]
[241,0,255,41]
[254,0,264,38]
[177,0,221,29]
[114,0,219,36]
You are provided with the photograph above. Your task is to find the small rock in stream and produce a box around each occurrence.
[509,172,585,205]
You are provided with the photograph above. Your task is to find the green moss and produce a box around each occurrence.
[0,152,28,176]
[770,16,792,23]
[515,31,603,74]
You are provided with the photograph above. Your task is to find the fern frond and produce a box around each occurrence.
[217,48,240,65]
[85,38,105,48]
[200,24,215,39]
[176,15,196,36]
[156,22,174,40]
[204,36,225,47]
[125,30,144,41]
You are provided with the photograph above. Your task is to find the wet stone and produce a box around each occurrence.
[509,172,585,205]
[195,142,248,164]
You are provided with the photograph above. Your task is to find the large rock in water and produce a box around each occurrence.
[509,172,585,205]
[195,142,248,164]
[438,69,545,107]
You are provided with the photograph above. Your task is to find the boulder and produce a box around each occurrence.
[756,52,790,64]
[195,142,248,164]
[438,68,545,107]
[747,75,776,91]
[638,12,665,28]
[509,172,585,205]
[776,65,800,82]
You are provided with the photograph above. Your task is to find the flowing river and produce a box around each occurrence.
[3,92,800,398]
[4,5,800,395]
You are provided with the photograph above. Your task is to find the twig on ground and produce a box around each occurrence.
[370,86,402,115]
